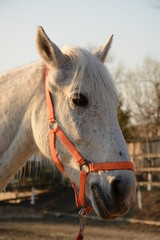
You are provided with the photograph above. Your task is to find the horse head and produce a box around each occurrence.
[36,26,136,220]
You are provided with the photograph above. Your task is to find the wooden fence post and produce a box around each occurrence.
[30,155,35,205]
[147,172,152,191]
[137,186,142,209]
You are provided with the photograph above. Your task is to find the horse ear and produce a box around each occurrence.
[92,35,113,63]
[36,26,66,69]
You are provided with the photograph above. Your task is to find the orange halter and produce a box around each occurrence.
[45,68,134,215]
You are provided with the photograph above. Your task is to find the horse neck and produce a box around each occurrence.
[0,61,45,104]
[0,61,45,191]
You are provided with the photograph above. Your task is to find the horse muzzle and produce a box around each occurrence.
[89,171,136,220]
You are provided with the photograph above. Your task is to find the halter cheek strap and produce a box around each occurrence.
[45,68,134,215]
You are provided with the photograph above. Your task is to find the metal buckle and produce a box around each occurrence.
[49,120,58,131]
[80,162,90,173]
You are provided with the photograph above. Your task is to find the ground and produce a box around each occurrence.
[0,186,160,239]
[0,219,159,240]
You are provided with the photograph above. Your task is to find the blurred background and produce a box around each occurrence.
[0,0,160,239]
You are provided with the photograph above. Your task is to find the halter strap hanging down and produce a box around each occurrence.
[45,68,134,215]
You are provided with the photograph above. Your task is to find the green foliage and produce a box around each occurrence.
[117,98,132,140]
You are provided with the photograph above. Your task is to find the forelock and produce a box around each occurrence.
[61,45,118,107]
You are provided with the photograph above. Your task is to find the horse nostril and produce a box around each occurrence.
[110,176,125,202]
[91,183,100,197]
[91,183,98,192]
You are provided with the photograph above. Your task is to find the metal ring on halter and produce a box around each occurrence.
[49,120,58,131]
[80,162,90,173]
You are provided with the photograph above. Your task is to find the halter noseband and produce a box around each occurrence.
[45,68,134,215]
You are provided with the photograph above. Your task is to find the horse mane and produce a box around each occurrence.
[61,46,118,109]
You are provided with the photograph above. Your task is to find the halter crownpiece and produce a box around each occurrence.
[45,68,134,239]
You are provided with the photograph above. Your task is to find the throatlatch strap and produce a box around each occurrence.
[45,69,55,123]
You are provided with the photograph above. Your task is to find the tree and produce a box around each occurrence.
[125,58,160,127]
[117,97,132,140]
[112,58,160,128]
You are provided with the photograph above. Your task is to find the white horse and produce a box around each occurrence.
[0,26,136,220]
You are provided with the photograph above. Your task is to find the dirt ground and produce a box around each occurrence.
[0,219,159,240]
[0,187,160,239]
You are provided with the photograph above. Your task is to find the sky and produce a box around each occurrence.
[0,0,160,72]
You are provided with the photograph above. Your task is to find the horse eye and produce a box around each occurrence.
[72,93,88,107]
